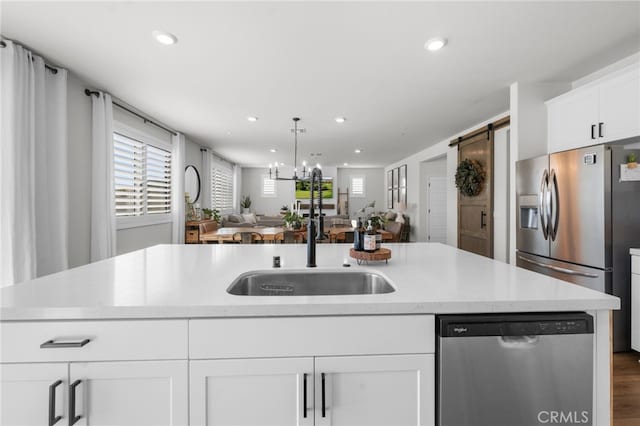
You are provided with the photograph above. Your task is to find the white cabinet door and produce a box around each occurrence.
[0,363,67,426]
[190,358,313,426]
[314,354,434,426]
[632,272,639,351]
[547,85,599,153]
[69,360,188,426]
[599,70,640,143]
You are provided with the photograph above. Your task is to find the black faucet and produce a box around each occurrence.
[306,167,326,267]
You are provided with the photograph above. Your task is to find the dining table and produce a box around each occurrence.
[199,227,305,243]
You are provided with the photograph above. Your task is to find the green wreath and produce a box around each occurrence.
[455,159,486,196]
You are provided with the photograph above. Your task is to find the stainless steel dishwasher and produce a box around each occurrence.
[437,313,594,426]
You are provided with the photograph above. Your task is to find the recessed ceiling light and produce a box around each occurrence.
[335,117,346,123]
[425,37,447,51]
[354,149,362,154]
[270,148,277,153]
[247,116,258,122]
[226,131,232,135]
[152,30,178,45]
[343,162,349,166]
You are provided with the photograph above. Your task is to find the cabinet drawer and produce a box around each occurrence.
[632,255,640,275]
[186,230,199,243]
[1,320,188,363]
[190,315,434,359]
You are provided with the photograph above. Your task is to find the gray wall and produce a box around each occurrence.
[67,73,93,268]
[65,70,204,265]
[336,168,385,217]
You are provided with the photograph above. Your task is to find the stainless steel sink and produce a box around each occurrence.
[227,270,395,296]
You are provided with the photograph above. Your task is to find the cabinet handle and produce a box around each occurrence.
[48,380,63,426]
[598,122,604,138]
[321,372,326,418]
[480,211,487,229]
[41,339,91,349]
[591,124,596,139]
[69,380,82,426]
[303,373,308,418]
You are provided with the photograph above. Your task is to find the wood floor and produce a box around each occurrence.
[613,352,640,426]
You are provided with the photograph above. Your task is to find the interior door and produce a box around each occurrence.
[70,360,188,426]
[190,357,313,426]
[549,145,607,268]
[458,131,494,258]
[427,177,447,243]
[1,363,67,426]
[314,354,434,426]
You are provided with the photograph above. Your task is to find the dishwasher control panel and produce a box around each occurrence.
[439,312,594,337]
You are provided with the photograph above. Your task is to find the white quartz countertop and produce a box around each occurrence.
[630,248,640,256]
[0,243,619,321]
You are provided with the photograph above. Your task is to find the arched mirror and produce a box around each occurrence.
[185,165,201,203]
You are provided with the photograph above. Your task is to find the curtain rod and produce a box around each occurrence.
[0,40,59,74]
[84,89,178,136]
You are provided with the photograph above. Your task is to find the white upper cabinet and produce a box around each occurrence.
[598,70,640,143]
[547,65,640,153]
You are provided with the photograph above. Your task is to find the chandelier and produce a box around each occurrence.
[269,117,313,181]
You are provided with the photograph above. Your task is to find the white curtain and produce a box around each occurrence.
[171,132,185,243]
[0,41,68,286]
[90,92,116,262]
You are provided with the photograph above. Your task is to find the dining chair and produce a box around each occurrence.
[232,231,264,244]
[384,221,403,243]
[334,231,355,243]
[274,231,297,244]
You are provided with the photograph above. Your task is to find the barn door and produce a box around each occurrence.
[457,130,494,258]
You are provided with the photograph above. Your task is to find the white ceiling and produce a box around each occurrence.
[2,1,639,167]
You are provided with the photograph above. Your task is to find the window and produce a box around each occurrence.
[351,176,365,198]
[211,156,234,212]
[262,176,276,197]
[113,131,172,228]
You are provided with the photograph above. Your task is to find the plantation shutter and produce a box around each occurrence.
[146,145,172,214]
[211,155,234,212]
[351,176,365,197]
[113,133,144,217]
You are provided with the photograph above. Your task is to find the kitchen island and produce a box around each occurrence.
[1,243,619,426]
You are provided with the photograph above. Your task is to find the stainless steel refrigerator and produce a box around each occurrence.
[516,142,640,352]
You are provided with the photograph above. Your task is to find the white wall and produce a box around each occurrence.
[66,70,205,264]
[493,127,510,263]
[336,168,385,217]
[241,166,340,216]
[385,111,510,244]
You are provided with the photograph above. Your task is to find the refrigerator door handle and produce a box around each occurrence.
[549,169,559,241]
[539,169,549,240]
[517,255,599,278]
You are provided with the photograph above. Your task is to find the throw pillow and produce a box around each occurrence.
[242,213,257,224]
[385,211,397,221]
[228,214,243,223]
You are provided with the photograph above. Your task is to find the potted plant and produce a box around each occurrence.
[202,208,221,224]
[368,213,387,231]
[628,152,637,169]
[240,195,252,213]
[283,211,303,230]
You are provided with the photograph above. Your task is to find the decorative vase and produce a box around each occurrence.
[242,208,250,214]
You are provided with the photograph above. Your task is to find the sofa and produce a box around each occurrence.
[221,213,284,228]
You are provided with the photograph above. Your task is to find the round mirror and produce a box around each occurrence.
[185,165,201,203]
